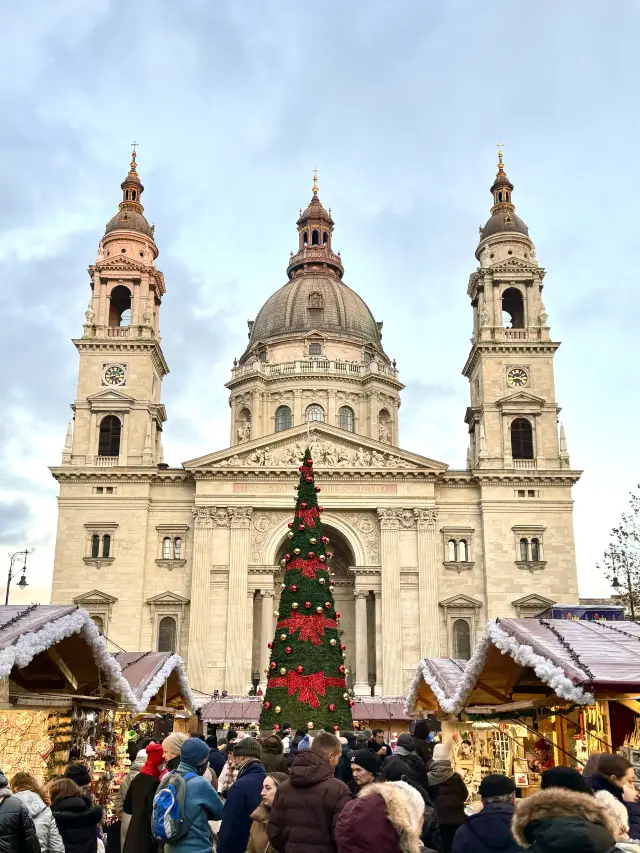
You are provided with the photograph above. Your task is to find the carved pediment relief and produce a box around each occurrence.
[184,424,447,472]
[495,390,545,410]
[490,257,542,275]
[74,589,118,605]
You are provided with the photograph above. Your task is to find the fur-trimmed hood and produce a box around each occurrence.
[358,783,422,853]
[512,788,617,852]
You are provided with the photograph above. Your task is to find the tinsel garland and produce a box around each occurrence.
[538,618,595,680]
[136,653,195,715]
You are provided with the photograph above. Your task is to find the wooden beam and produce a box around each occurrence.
[476,680,512,705]
[503,664,526,696]
[46,648,78,692]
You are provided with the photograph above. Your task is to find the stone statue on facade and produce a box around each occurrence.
[378,422,391,444]
[237,419,251,443]
[85,299,95,324]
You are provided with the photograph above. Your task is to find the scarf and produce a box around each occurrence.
[394,746,412,757]
[428,760,454,787]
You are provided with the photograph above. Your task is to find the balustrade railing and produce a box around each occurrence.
[513,459,537,469]
[95,456,119,466]
[230,358,399,381]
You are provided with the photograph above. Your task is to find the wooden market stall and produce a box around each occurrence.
[406,618,640,799]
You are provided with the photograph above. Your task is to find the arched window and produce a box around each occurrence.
[302,231,308,245]
[501,287,525,329]
[531,538,540,561]
[338,406,355,432]
[98,416,121,457]
[511,418,534,460]
[131,190,137,201]
[162,537,172,559]
[452,619,472,660]
[102,534,111,558]
[158,616,177,653]
[174,537,182,560]
[312,229,319,246]
[91,535,100,559]
[275,406,292,432]
[459,539,468,561]
[520,538,529,562]
[305,404,325,423]
[91,615,104,634]
[448,540,457,562]
[125,190,130,200]
[322,231,328,245]
[109,285,132,327]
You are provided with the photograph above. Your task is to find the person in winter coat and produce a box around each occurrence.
[112,748,146,850]
[162,732,187,773]
[413,722,436,769]
[0,771,41,853]
[218,745,238,798]
[335,738,354,789]
[63,764,93,799]
[588,753,640,842]
[261,735,289,775]
[122,741,165,853]
[335,779,436,853]
[450,774,519,853]
[49,777,103,853]
[288,729,306,764]
[217,736,265,853]
[381,752,441,853]
[351,749,381,790]
[247,772,288,853]
[427,744,468,853]
[540,765,594,795]
[11,772,65,853]
[512,786,618,853]
[370,728,393,758]
[207,736,227,778]
[268,731,351,853]
[382,734,417,776]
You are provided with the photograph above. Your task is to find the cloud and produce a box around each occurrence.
[0,500,33,544]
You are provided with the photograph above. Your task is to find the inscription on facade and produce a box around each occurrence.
[233,482,397,494]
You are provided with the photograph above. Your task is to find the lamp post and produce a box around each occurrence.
[5,549,33,605]
[251,670,260,696]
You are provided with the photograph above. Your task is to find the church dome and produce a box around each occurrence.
[481,210,529,240]
[248,274,382,348]
[105,208,154,238]
[102,147,156,243]
[479,147,530,243]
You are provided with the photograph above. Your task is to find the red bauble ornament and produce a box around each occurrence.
[301,501,307,509]
[284,553,290,560]
[264,701,271,710]
[296,665,304,673]
[334,725,340,732]
[273,723,280,731]
[307,458,313,465]
[308,551,315,558]
[298,524,305,531]
[285,646,292,654]
[349,700,355,707]
[315,486,321,492]
[306,476,312,484]
[290,584,297,592]
[267,642,273,649]
[339,664,345,673]
[299,466,305,472]
[335,611,341,619]
[328,703,336,711]
[340,644,346,651]
[318,506,324,512]
[304,601,311,609]
[270,662,276,670]
[287,522,293,529]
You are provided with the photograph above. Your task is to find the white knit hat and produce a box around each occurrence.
[390,781,425,832]
[432,742,452,761]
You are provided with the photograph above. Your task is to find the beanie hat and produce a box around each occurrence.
[541,766,594,795]
[181,736,211,768]
[390,781,425,832]
[396,733,415,751]
[351,749,380,776]
[233,737,263,760]
[413,721,429,741]
[479,774,516,798]
[227,729,238,744]
[162,732,188,758]
[64,764,91,788]
[282,722,292,732]
[218,736,228,747]
[432,743,452,762]
[140,742,165,778]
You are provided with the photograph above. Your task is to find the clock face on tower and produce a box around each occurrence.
[506,367,529,388]
[103,364,126,386]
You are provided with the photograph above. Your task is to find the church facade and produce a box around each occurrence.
[50,152,581,698]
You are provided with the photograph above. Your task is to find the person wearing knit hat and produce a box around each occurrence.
[63,763,92,794]
[115,747,147,849]
[541,765,594,796]
[123,742,165,853]
[351,749,380,789]
[218,736,266,853]
[427,741,467,853]
[450,774,520,853]
[162,731,188,772]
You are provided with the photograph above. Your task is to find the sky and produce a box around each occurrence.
[1,0,639,605]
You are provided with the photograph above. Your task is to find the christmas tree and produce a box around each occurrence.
[259,448,354,732]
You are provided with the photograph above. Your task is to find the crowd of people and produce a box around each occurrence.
[2,725,640,853]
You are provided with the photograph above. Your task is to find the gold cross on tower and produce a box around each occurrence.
[497,141,504,169]
[312,167,318,195]
[130,140,138,172]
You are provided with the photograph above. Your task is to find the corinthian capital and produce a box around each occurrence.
[192,507,231,529]
[228,506,253,528]
[377,508,400,530]
[414,508,437,531]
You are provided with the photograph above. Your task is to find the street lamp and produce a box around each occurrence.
[5,549,33,605]
[251,670,260,696]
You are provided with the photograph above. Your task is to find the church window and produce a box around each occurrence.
[322,231,328,245]
[531,538,540,561]
[520,538,529,561]
[312,229,319,246]
[174,537,182,559]
[501,287,525,329]
[98,415,121,457]
[308,292,323,309]
[162,537,172,559]
[309,342,322,355]
[364,350,373,363]
[305,404,325,423]
[303,231,308,245]
[109,285,132,327]
[275,405,293,432]
[339,406,355,432]
[498,191,503,202]
[125,190,130,200]
[459,539,468,561]
[448,540,457,562]
[131,190,137,201]
[102,534,111,558]
[511,418,533,460]
[452,619,471,661]
[91,614,104,634]
[91,535,100,559]
[158,616,177,653]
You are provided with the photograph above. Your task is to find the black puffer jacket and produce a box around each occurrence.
[51,795,102,853]
[0,778,41,853]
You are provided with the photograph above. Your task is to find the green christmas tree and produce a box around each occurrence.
[259,448,354,732]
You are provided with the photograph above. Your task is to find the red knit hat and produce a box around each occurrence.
[140,742,165,778]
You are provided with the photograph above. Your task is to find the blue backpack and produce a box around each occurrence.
[152,770,196,844]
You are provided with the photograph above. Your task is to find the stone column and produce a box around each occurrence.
[246,590,255,693]
[224,507,253,694]
[259,589,275,690]
[88,412,98,462]
[415,509,439,659]
[377,509,402,696]
[118,411,129,465]
[327,390,337,427]
[293,390,303,427]
[353,590,370,696]
[374,591,382,696]
[188,507,220,693]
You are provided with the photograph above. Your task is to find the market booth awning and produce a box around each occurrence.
[200,696,414,726]
[406,618,640,718]
[114,652,194,716]
[0,604,137,708]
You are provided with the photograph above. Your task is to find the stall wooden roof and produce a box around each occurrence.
[200,696,413,724]
[406,618,640,718]
[114,652,194,715]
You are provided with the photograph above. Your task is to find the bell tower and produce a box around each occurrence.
[62,146,168,468]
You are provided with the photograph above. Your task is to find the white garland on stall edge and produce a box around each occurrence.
[79,615,140,707]
[135,654,196,715]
